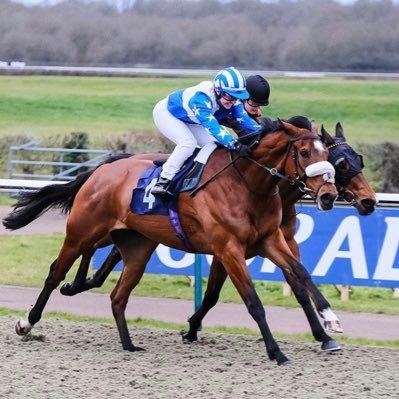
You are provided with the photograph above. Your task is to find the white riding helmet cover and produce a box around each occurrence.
[213,67,249,100]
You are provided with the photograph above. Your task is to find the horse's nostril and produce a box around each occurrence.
[362,198,376,209]
[320,193,336,210]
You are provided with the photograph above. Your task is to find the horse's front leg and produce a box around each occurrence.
[286,236,342,334]
[216,240,291,366]
[183,257,228,342]
[259,229,341,352]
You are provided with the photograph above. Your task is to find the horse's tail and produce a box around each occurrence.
[2,153,132,231]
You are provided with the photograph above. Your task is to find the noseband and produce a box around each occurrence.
[289,136,335,195]
[245,135,335,196]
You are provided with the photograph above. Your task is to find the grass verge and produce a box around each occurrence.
[1,75,398,143]
[1,233,399,315]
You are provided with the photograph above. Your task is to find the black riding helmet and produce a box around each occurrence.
[246,75,270,106]
[286,115,313,130]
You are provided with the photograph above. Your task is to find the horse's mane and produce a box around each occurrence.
[239,115,314,148]
[255,115,313,140]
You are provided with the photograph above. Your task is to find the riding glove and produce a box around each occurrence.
[234,142,252,157]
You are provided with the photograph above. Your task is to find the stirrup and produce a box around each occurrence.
[151,177,172,197]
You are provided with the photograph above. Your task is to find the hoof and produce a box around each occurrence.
[60,283,75,296]
[321,339,341,352]
[15,319,32,336]
[133,346,146,352]
[324,320,343,334]
[180,330,197,343]
[278,359,294,366]
[123,345,146,352]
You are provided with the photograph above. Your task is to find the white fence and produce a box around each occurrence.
[1,177,398,205]
[1,64,399,79]
[0,179,66,193]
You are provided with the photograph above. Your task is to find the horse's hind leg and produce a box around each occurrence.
[282,270,340,351]
[303,280,342,334]
[60,245,122,296]
[183,258,227,342]
[287,237,342,334]
[260,230,341,352]
[16,239,83,335]
[109,229,157,352]
[87,245,122,290]
[60,249,95,296]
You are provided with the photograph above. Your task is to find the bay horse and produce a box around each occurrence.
[3,121,338,365]
[184,122,377,344]
[58,122,376,338]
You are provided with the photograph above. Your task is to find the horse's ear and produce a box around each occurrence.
[335,122,346,139]
[311,120,319,134]
[320,125,334,145]
[279,120,300,136]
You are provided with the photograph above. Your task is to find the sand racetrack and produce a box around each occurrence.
[0,316,398,399]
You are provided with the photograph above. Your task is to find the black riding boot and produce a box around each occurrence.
[151,177,172,197]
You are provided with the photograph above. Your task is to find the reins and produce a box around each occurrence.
[245,156,311,193]
[189,134,322,197]
[189,152,242,197]
[242,135,323,195]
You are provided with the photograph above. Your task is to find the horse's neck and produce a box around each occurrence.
[221,135,291,197]
[279,181,304,205]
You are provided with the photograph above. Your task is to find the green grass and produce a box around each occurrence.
[0,75,196,141]
[0,75,398,143]
[1,307,398,348]
[0,194,15,205]
[1,233,399,316]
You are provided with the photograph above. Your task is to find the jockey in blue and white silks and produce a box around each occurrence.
[151,67,262,197]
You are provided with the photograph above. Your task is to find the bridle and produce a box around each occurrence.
[240,135,335,197]
[325,140,364,205]
[189,133,335,198]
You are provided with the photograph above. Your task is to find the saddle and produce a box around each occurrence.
[130,149,206,217]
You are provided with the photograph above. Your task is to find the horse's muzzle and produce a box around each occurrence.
[317,192,337,211]
[354,198,376,215]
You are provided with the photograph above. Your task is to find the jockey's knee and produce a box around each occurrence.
[177,139,197,158]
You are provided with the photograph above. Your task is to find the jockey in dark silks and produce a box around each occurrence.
[222,74,313,135]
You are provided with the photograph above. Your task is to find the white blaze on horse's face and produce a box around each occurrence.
[294,138,337,211]
[313,140,325,153]
[303,139,336,184]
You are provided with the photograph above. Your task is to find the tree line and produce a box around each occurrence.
[0,0,398,71]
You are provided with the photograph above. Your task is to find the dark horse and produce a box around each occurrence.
[58,122,376,338]
[4,121,339,365]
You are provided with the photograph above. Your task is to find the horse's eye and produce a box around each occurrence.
[334,156,346,170]
[300,150,309,159]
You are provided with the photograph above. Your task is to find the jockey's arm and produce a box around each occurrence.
[189,96,237,150]
[230,102,262,133]
[220,108,263,137]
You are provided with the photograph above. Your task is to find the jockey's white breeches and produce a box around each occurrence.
[153,99,217,180]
